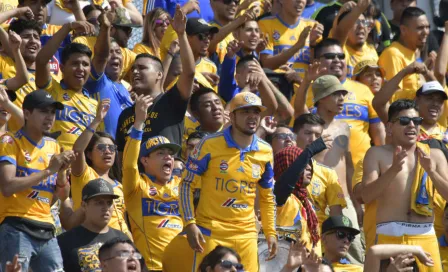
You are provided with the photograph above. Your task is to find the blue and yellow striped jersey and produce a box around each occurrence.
[180,126,277,239]
[0,130,60,225]
[258,15,316,78]
[122,128,183,270]
[42,78,98,150]
[308,79,380,166]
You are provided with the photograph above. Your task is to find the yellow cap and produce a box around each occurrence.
[228,92,267,112]
[353,59,385,78]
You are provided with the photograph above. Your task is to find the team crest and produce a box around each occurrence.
[149,186,158,196]
[1,135,13,144]
[244,93,257,104]
[220,160,228,173]
[342,216,350,227]
[24,151,31,162]
[273,30,280,41]
[172,186,179,196]
[63,93,70,101]
[252,164,261,178]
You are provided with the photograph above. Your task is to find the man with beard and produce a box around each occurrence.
[379,7,430,95]
[258,0,323,79]
[115,5,194,156]
[57,178,129,272]
[35,21,98,150]
[0,90,74,271]
[331,0,379,78]
[179,92,278,272]
[86,10,132,139]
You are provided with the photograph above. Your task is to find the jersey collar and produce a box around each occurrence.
[60,80,90,97]
[275,14,300,29]
[18,129,45,149]
[223,126,259,152]
[143,173,174,184]
[236,50,258,59]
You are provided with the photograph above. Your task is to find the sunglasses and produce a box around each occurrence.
[155,19,170,27]
[333,230,356,243]
[197,32,212,41]
[390,116,423,126]
[220,260,244,271]
[104,251,143,261]
[95,144,118,153]
[218,0,240,5]
[355,19,368,27]
[273,133,296,141]
[321,52,346,60]
[116,26,132,35]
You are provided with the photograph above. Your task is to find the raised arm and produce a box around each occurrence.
[62,0,87,21]
[260,26,312,70]
[162,40,180,87]
[372,62,427,123]
[332,0,370,46]
[0,7,33,57]
[171,5,195,100]
[92,11,112,75]
[71,99,110,176]
[0,87,24,128]
[434,21,448,86]
[124,1,144,26]
[246,61,278,117]
[59,198,85,231]
[4,31,28,91]
[417,147,448,201]
[35,21,95,88]
[218,40,241,102]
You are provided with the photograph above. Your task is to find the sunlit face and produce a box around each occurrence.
[356,67,383,93]
[302,163,312,186]
[86,9,101,34]
[24,106,56,134]
[323,229,354,259]
[140,147,175,182]
[112,26,132,48]
[105,42,123,81]
[188,32,213,58]
[101,243,141,272]
[195,92,224,131]
[211,0,239,22]
[401,14,430,49]
[318,45,347,79]
[206,253,241,272]
[61,53,91,90]
[347,14,368,48]
[318,90,347,114]
[231,107,261,136]
[131,57,163,94]
[87,137,116,172]
[154,13,170,41]
[83,196,114,228]
[236,21,260,51]
[416,93,446,125]
[271,127,296,154]
[20,0,47,24]
[280,0,306,18]
[295,124,323,149]
[387,108,420,146]
[18,29,41,63]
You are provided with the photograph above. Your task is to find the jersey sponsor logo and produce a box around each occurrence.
[220,160,228,173]
[252,164,261,178]
[27,190,50,204]
[157,219,182,229]
[142,199,180,216]
[273,30,280,41]
[49,56,60,75]
[24,150,31,162]
[56,105,95,127]
[221,198,248,209]
[149,186,158,196]
[1,135,13,144]
[67,127,82,135]
[63,93,70,101]
[215,178,256,194]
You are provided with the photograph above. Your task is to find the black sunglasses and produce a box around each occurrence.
[197,32,212,41]
[116,25,132,35]
[220,260,244,271]
[333,230,356,243]
[391,116,423,126]
[220,0,240,5]
[273,133,296,141]
[95,144,118,153]
[321,52,346,60]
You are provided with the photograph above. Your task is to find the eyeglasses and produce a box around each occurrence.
[321,53,346,60]
[103,251,143,261]
[332,230,356,243]
[220,260,244,271]
[390,116,423,126]
[273,133,296,141]
[155,19,170,27]
[197,32,212,41]
[355,19,368,27]
[116,26,132,36]
[218,0,240,5]
[95,144,118,153]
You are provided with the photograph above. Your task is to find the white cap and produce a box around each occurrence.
[416,81,447,99]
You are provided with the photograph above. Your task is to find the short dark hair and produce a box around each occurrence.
[82,4,102,17]
[293,113,325,133]
[135,53,164,72]
[187,131,209,143]
[314,38,342,59]
[265,124,291,144]
[8,19,42,36]
[61,43,92,65]
[189,87,217,112]
[236,54,258,70]
[400,7,426,26]
[98,238,135,260]
[387,99,419,122]
[199,246,241,272]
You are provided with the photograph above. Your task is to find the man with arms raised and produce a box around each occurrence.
[362,99,448,271]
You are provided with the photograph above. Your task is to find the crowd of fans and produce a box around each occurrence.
[0,0,448,271]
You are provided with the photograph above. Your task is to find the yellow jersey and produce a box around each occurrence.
[70,165,131,238]
[122,128,183,270]
[42,78,98,150]
[209,20,234,64]
[344,43,378,79]
[182,113,200,160]
[378,41,421,99]
[439,235,448,272]
[133,43,160,58]
[258,15,316,78]
[308,79,380,166]
[73,36,136,79]
[332,262,364,272]
[196,57,218,74]
[0,130,60,225]
[165,59,217,91]
[180,127,276,239]
[307,160,346,225]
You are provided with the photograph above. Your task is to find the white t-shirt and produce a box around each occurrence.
[46,0,109,25]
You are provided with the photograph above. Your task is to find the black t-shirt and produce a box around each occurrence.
[115,85,188,152]
[57,225,129,272]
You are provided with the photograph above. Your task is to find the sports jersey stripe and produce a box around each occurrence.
[0,156,16,166]
[55,105,95,127]
[369,117,381,123]
[272,45,312,64]
[181,172,194,221]
[16,165,56,193]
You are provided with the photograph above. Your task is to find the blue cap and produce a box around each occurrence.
[139,136,181,157]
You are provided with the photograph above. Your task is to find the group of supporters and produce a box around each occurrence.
[1,0,448,271]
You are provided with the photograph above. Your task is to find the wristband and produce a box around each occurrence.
[86,126,95,133]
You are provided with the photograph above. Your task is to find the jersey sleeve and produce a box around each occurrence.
[0,135,18,166]
[41,77,56,96]
[368,97,381,124]
[86,65,107,95]
[179,140,211,226]
[324,169,347,209]
[122,127,143,198]
[378,48,405,88]
[258,21,273,56]
[258,156,276,238]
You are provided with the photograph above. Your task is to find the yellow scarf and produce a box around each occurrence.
[54,0,104,13]
[411,142,435,217]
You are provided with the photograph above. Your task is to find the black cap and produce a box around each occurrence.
[321,215,360,235]
[22,90,64,111]
[186,18,219,36]
[82,178,120,201]
[5,89,17,103]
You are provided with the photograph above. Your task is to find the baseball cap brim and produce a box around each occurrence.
[314,85,348,103]
[354,64,385,77]
[416,89,448,100]
[140,143,182,157]
[83,192,120,201]
[231,104,267,113]
[187,25,219,36]
[325,226,361,235]
[34,101,65,110]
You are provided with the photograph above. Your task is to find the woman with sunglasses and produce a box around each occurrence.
[133,8,171,59]
[199,246,244,272]
[70,99,131,238]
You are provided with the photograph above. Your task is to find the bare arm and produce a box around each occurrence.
[59,198,85,231]
[124,1,143,26]
[0,88,24,128]
[162,40,180,87]
[172,5,195,100]
[92,12,112,75]
[5,31,28,91]
[54,169,70,201]
[332,0,370,46]
[0,163,53,197]
[65,0,87,21]
[434,22,448,86]
[369,122,386,146]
